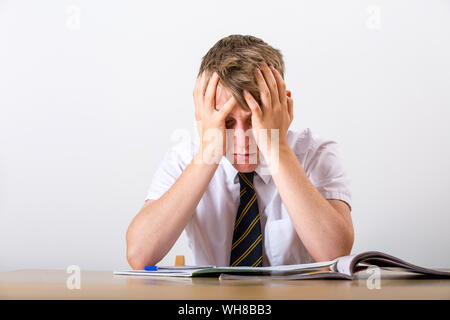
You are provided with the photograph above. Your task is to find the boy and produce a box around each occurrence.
[126,34,353,269]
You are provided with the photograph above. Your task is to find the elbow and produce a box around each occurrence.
[126,234,162,270]
[126,225,142,270]
[126,226,147,270]
[330,227,354,260]
[126,245,146,270]
[341,223,355,257]
[335,228,355,260]
[126,201,163,270]
[126,244,162,270]
[347,225,355,254]
[314,228,355,262]
[125,202,169,269]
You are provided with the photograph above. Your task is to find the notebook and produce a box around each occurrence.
[113,251,450,280]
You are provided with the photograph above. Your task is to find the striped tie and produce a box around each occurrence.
[229,171,263,267]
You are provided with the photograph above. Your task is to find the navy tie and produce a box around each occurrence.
[229,172,263,267]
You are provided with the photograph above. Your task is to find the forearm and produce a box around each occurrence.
[268,143,353,262]
[126,151,218,269]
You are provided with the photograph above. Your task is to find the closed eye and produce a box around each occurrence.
[226,119,235,128]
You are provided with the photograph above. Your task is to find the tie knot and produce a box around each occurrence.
[238,171,255,189]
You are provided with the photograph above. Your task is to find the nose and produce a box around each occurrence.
[235,120,251,133]
[233,121,254,153]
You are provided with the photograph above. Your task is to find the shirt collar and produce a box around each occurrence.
[220,156,272,185]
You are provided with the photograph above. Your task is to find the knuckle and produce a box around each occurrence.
[262,91,270,101]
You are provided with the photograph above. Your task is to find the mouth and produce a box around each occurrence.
[234,153,256,158]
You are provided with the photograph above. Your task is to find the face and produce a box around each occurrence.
[215,83,260,173]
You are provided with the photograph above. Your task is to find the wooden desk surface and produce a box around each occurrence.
[1,269,449,300]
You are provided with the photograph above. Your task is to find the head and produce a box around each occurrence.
[198,34,285,173]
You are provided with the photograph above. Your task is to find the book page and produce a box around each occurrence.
[334,251,450,278]
[333,254,357,276]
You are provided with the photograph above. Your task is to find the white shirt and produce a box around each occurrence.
[145,127,352,266]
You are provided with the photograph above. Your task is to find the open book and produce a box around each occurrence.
[113,251,450,280]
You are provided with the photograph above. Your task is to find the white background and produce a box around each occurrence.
[0,0,449,272]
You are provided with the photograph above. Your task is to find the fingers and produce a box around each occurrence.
[258,61,280,108]
[270,65,287,109]
[194,70,220,118]
[243,89,262,119]
[287,96,294,122]
[197,70,208,97]
[194,73,203,120]
[217,95,236,119]
[194,72,201,95]
[205,72,220,107]
[254,67,271,111]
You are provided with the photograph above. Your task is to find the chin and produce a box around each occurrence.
[232,163,259,173]
[227,153,260,173]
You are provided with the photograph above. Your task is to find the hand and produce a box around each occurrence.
[193,70,236,164]
[243,61,294,159]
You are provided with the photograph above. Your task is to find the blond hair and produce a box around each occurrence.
[198,34,285,111]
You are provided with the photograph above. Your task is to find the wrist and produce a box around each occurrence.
[194,147,222,167]
[263,139,291,174]
[258,134,289,159]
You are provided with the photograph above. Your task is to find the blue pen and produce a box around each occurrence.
[144,266,158,271]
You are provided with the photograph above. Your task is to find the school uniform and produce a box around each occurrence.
[146,128,352,266]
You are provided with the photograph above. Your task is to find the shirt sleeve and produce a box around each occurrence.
[145,143,192,201]
[306,140,352,211]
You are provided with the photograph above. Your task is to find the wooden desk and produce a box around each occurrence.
[1,269,449,300]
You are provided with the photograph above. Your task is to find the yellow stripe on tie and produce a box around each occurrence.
[240,189,247,197]
[238,173,254,189]
[252,256,263,267]
[231,215,260,250]
[233,193,257,230]
[234,194,256,230]
[231,234,262,267]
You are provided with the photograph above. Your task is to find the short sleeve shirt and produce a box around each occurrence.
[145,128,352,266]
